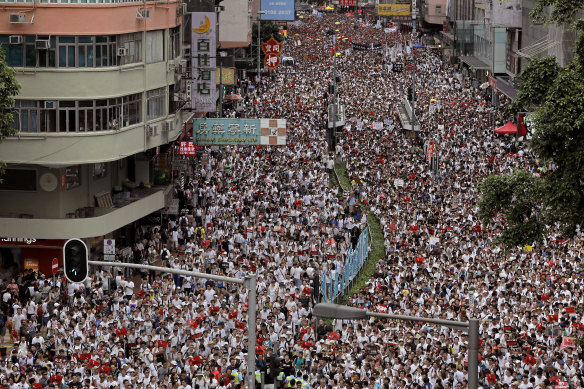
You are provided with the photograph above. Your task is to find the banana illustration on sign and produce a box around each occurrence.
[193,16,211,34]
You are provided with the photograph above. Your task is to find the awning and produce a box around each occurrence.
[460,56,491,70]
[440,31,454,46]
[494,121,517,134]
[495,76,519,100]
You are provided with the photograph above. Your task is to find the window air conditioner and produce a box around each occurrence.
[9,35,23,45]
[177,3,187,16]
[44,101,56,109]
[9,14,26,23]
[137,9,151,19]
[35,39,50,50]
[117,47,129,56]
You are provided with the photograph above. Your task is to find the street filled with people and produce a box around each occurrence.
[0,10,583,389]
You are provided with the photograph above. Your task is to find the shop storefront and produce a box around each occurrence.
[0,238,66,278]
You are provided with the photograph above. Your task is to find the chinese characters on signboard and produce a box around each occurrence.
[193,118,287,146]
[338,0,357,6]
[260,0,295,21]
[179,141,196,155]
[191,12,218,112]
[262,35,284,70]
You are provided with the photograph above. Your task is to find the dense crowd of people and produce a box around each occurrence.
[0,10,582,389]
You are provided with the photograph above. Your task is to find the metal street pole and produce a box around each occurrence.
[88,261,257,388]
[313,303,479,389]
[219,56,224,117]
[257,11,265,83]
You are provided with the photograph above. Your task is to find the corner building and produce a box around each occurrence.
[0,0,188,271]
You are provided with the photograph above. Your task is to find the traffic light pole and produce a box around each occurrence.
[88,261,257,389]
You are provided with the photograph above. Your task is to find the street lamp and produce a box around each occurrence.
[313,303,480,389]
[257,11,266,83]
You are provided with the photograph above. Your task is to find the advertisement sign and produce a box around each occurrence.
[265,54,281,70]
[191,12,218,112]
[261,36,284,55]
[339,0,357,6]
[488,76,497,90]
[179,141,197,155]
[262,35,284,70]
[260,0,295,21]
[193,118,287,146]
[377,4,410,16]
[216,67,235,85]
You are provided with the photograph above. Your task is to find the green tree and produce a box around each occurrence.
[250,20,285,67]
[480,1,584,246]
[0,45,20,182]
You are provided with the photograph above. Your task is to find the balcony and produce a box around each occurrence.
[0,115,182,166]
[0,185,169,239]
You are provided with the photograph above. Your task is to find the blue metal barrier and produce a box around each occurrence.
[320,227,369,302]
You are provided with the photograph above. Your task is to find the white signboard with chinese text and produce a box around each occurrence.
[191,12,218,112]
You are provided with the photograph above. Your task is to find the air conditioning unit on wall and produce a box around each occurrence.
[177,3,187,16]
[9,13,26,23]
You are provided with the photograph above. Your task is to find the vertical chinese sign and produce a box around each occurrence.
[262,35,283,70]
[191,12,218,112]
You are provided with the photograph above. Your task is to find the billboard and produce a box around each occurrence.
[193,118,287,145]
[260,0,295,21]
[191,12,218,112]
[377,4,410,16]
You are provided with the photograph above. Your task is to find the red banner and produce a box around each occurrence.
[179,141,196,155]
[339,0,357,6]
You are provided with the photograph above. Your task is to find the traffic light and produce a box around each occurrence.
[63,239,88,283]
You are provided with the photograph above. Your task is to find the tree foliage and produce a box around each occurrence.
[251,21,284,54]
[0,45,21,181]
[480,1,584,246]
[504,56,560,115]
[478,170,545,248]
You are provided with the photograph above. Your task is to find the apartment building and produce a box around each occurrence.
[0,0,188,269]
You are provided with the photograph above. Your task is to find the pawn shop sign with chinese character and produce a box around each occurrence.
[262,35,283,70]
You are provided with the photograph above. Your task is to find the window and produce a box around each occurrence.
[435,5,442,14]
[0,169,37,191]
[13,100,39,132]
[118,33,142,65]
[37,36,57,67]
[122,93,142,126]
[168,84,177,114]
[146,30,164,64]
[12,94,140,133]
[58,36,76,67]
[95,36,116,67]
[147,87,166,120]
[169,27,180,60]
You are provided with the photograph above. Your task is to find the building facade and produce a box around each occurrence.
[0,0,188,266]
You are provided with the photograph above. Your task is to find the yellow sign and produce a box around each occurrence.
[216,67,235,85]
[377,4,410,16]
[193,15,211,34]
